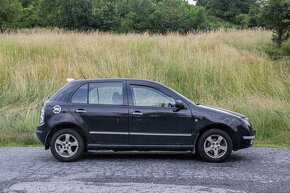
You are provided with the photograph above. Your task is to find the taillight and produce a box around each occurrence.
[39,106,45,125]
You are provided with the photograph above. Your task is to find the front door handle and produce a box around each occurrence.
[75,109,86,113]
[130,111,143,116]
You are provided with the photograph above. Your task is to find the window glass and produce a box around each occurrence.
[71,84,88,104]
[89,82,123,105]
[50,83,76,102]
[131,85,175,107]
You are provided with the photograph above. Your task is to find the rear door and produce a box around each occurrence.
[68,81,129,145]
[128,81,192,145]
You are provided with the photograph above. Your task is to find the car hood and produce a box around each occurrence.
[196,104,246,119]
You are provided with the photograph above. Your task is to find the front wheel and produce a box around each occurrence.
[197,129,233,162]
[50,129,84,162]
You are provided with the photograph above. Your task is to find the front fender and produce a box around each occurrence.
[192,115,243,152]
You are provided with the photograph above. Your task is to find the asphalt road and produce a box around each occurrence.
[0,147,289,193]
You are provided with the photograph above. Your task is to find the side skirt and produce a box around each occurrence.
[87,144,193,151]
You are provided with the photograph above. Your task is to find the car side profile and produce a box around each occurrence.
[36,78,255,162]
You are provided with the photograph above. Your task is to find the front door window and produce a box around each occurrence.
[130,85,175,108]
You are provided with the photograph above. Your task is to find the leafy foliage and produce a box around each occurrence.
[262,0,290,46]
[0,0,23,30]
[39,0,93,29]
[0,0,219,33]
[196,0,256,24]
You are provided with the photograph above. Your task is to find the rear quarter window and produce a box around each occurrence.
[71,84,88,104]
[49,83,76,102]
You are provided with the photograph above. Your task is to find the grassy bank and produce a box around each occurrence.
[0,29,289,147]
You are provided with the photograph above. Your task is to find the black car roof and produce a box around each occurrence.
[69,78,159,84]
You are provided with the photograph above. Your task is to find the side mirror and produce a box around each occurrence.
[173,100,185,112]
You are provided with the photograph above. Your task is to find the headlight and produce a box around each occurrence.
[39,106,45,125]
[243,117,251,126]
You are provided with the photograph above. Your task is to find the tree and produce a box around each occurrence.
[157,0,181,33]
[119,0,156,33]
[0,0,220,33]
[263,0,290,46]
[246,1,266,28]
[0,0,23,30]
[39,0,93,30]
[93,0,120,31]
[197,0,256,24]
[19,0,41,28]
[177,2,209,33]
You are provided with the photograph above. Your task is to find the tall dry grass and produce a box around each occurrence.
[0,29,289,146]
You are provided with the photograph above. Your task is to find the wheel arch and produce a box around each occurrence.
[194,123,238,152]
[45,123,87,149]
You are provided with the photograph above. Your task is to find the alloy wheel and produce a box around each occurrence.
[203,134,228,159]
[54,134,79,158]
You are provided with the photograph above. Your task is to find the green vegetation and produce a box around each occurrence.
[1,0,221,32]
[0,0,289,147]
[0,0,23,30]
[0,1,288,33]
[1,0,289,45]
[196,0,255,24]
[0,29,289,147]
[262,0,289,47]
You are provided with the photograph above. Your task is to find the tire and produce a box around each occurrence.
[197,129,233,162]
[50,128,84,162]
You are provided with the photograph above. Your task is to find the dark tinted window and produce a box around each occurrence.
[71,84,88,104]
[50,83,76,102]
[89,82,123,105]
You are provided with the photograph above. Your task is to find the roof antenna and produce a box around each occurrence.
[73,61,87,79]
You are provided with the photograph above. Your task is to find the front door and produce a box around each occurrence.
[69,81,129,145]
[128,83,192,145]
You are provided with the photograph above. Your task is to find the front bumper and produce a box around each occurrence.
[234,125,256,150]
[242,135,255,146]
[235,135,255,150]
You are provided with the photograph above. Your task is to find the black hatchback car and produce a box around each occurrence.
[36,78,255,162]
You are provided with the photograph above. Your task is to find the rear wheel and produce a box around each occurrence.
[50,129,84,162]
[197,129,232,162]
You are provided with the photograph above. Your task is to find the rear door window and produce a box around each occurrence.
[89,82,123,105]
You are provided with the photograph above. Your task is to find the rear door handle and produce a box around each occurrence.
[130,111,143,115]
[75,109,86,113]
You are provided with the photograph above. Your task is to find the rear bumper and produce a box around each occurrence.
[35,124,49,145]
